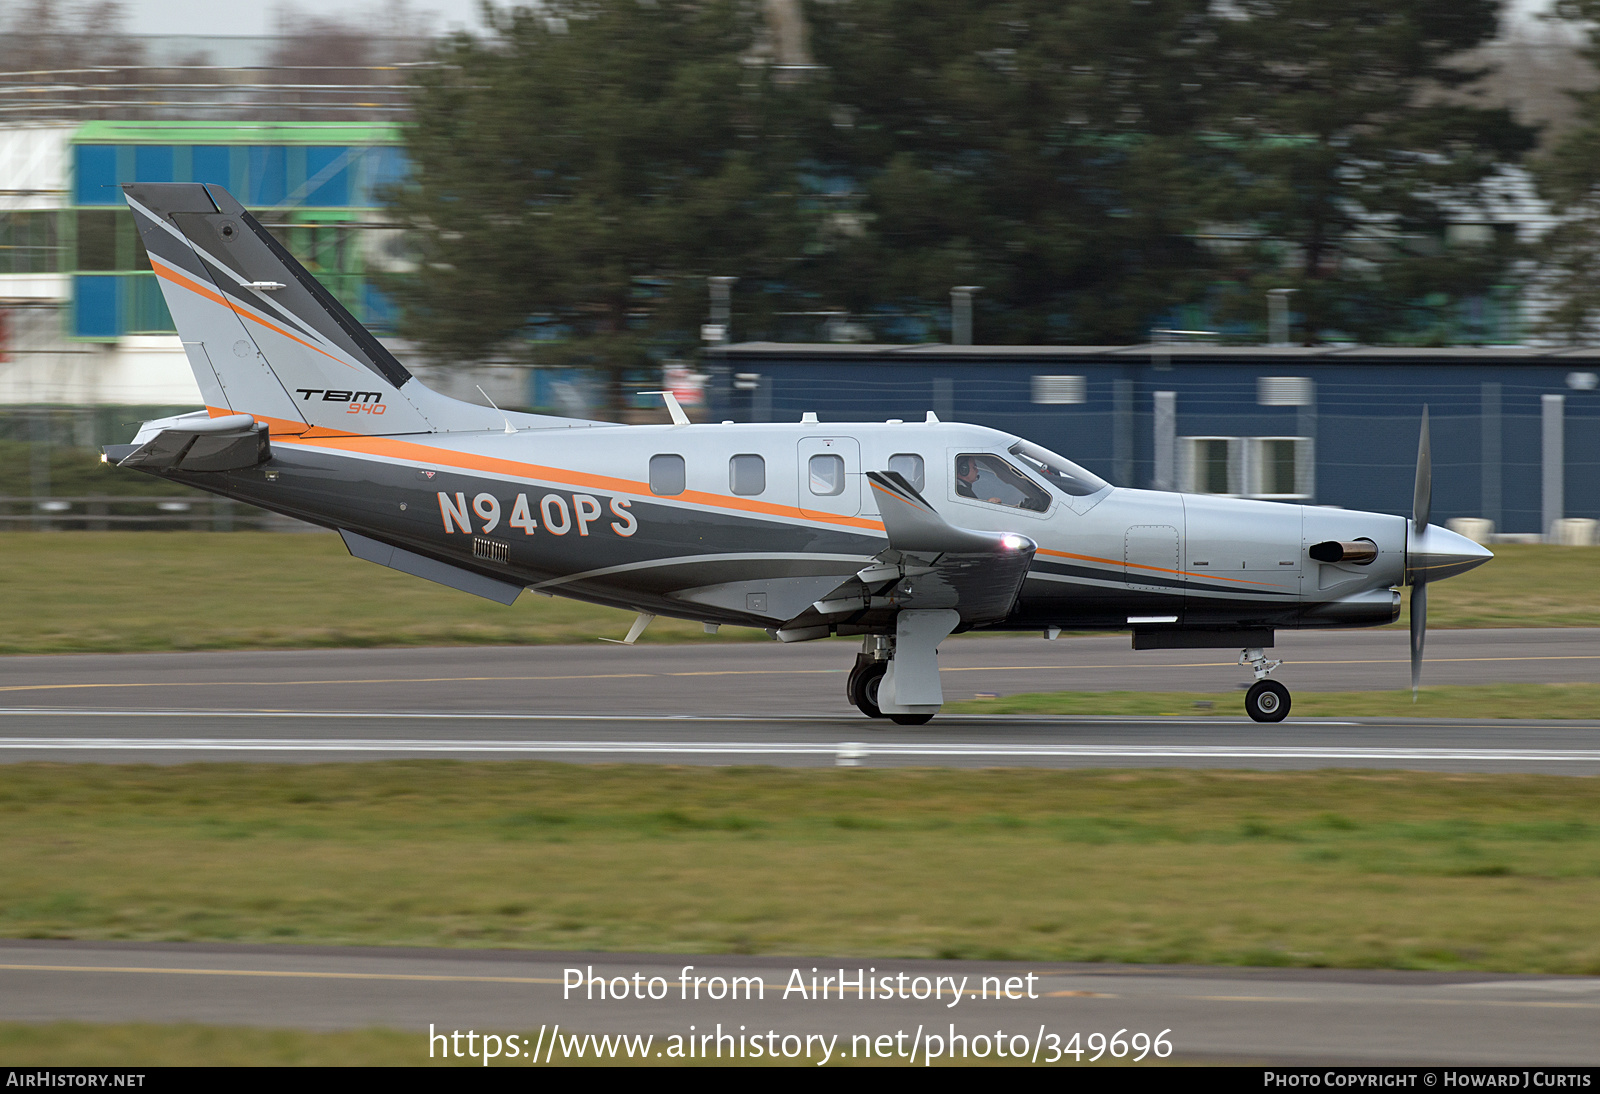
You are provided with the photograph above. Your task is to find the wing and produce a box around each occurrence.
[780,471,1036,637]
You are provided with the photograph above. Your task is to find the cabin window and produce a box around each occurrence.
[729,453,766,496]
[808,454,845,496]
[887,453,924,493]
[953,453,1050,512]
[649,453,685,496]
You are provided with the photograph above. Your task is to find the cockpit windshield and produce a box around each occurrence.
[1008,440,1111,497]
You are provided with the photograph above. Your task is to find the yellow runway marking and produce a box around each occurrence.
[1190,994,1600,1009]
[0,965,999,998]
[0,963,567,985]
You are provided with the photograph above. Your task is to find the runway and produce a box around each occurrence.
[1,630,1598,771]
[2,941,1596,1065]
[4,629,1599,715]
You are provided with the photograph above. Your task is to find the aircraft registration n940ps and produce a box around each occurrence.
[104,182,1492,725]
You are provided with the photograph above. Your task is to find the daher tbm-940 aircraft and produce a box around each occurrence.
[105,182,1493,725]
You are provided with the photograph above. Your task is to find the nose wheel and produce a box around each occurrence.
[1239,647,1290,723]
[1244,679,1291,723]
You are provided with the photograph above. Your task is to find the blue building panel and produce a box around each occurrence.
[304,146,351,206]
[133,145,173,183]
[190,146,232,190]
[74,146,121,205]
[247,146,288,207]
[73,275,120,337]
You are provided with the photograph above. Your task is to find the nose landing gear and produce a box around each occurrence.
[1240,647,1291,723]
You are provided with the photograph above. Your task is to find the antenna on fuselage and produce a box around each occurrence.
[925,410,940,423]
[475,385,518,434]
[639,390,690,427]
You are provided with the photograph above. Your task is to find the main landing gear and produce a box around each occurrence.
[847,614,959,726]
[1240,647,1290,723]
[848,651,932,726]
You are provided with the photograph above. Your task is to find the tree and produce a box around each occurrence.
[391,1,812,406]
[803,0,1224,343]
[1204,0,1535,343]
[1533,0,1600,342]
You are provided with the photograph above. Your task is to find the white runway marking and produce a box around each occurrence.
[1,736,1598,763]
[3,708,1365,727]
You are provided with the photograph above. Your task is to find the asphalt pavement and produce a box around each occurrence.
[2,941,1595,1065]
[2,630,1597,772]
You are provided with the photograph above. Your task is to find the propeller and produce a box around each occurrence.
[1409,407,1431,701]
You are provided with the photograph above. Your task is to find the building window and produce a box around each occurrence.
[649,454,685,496]
[1031,375,1087,405]
[729,454,765,496]
[1249,437,1315,498]
[0,212,59,274]
[1257,376,1313,406]
[1181,437,1241,496]
[1180,436,1313,499]
[887,453,924,492]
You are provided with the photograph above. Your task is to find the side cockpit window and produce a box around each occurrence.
[954,453,1049,512]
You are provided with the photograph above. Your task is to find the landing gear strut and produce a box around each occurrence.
[1240,647,1290,723]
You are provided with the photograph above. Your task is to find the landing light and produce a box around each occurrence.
[1001,534,1027,551]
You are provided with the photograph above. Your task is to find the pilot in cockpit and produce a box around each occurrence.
[955,454,1027,508]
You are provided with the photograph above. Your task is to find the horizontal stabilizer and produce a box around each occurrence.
[115,419,270,473]
[339,529,523,605]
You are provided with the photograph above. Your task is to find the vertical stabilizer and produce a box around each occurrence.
[125,181,439,435]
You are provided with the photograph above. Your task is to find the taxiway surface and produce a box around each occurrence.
[2,941,1596,1065]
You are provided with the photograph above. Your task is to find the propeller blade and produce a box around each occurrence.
[1410,580,1427,702]
[1409,406,1432,702]
[1413,406,1431,532]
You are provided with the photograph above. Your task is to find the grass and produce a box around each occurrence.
[3,762,1600,974]
[0,535,1596,655]
[0,532,764,652]
[948,682,1600,719]
[0,1022,442,1067]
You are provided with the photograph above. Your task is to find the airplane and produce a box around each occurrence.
[105,182,1493,725]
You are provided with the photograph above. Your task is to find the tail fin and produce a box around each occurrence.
[124,182,545,436]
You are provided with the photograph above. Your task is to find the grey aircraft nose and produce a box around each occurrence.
[1406,523,1494,584]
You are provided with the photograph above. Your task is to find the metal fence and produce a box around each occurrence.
[0,495,290,531]
[0,62,433,122]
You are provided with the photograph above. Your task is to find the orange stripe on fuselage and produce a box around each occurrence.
[207,406,308,437]
[1035,547,1279,587]
[152,260,357,374]
[275,433,889,534]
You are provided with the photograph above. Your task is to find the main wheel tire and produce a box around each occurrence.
[888,712,934,726]
[853,660,889,719]
[1245,679,1291,723]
